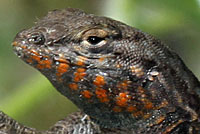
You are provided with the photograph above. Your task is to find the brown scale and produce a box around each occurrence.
[15,36,171,126]
[11,8,200,133]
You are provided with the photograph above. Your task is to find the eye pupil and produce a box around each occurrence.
[87,36,103,45]
[29,33,45,45]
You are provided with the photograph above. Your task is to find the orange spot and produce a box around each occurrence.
[69,83,78,90]
[119,92,127,97]
[56,58,69,64]
[77,68,86,73]
[93,75,105,87]
[144,101,153,109]
[117,80,130,90]
[98,57,105,62]
[95,88,109,103]
[74,68,86,82]
[81,90,93,99]
[30,55,52,70]
[140,98,154,110]
[132,111,144,117]
[95,89,107,97]
[31,55,41,62]
[112,106,122,112]
[76,56,87,66]
[116,64,122,68]
[116,97,128,107]
[116,92,130,107]
[74,75,80,82]
[127,106,137,112]
[37,64,44,69]
[100,97,109,103]
[39,60,52,69]
[36,59,52,69]
[26,58,33,63]
[56,63,69,76]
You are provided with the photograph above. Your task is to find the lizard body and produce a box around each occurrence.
[1,8,200,133]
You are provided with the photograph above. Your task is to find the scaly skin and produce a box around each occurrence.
[2,8,200,133]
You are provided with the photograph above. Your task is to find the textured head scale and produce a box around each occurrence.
[12,8,200,130]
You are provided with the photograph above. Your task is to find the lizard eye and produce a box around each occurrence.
[83,36,107,49]
[81,29,108,48]
[28,33,45,45]
[80,29,110,53]
[87,36,104,45]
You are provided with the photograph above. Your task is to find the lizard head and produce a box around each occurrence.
[12,8,200,129]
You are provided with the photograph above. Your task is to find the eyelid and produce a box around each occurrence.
[81,39,107,47]
[82,28,108,40]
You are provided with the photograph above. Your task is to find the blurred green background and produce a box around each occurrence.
[0,0,199,130]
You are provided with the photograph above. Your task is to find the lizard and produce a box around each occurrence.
[1,8,200,133]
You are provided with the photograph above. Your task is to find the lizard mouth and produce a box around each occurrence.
[12,41,54,70]
[12,40,73,80]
